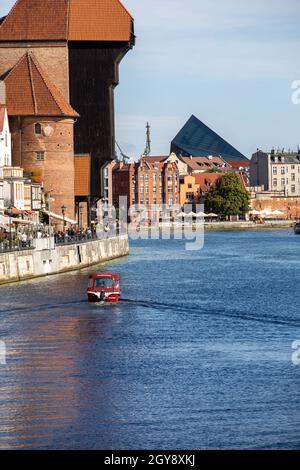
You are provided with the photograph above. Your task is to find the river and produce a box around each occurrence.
[0,229,299,449]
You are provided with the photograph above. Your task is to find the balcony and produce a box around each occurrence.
[3,167,24,179]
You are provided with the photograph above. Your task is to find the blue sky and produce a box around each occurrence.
[1,0,300,159]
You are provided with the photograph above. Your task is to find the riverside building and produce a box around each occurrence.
[251,149,300,196]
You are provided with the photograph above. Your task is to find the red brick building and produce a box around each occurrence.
[0,0,134,225]
[1,51,78,222]
[112,158,179,221]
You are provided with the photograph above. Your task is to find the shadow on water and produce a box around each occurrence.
[1,297,300,329]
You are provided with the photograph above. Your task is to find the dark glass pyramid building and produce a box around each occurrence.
[171,115,247,162]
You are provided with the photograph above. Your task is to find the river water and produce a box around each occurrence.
[0,229,299,449]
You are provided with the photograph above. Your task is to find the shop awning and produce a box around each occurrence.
[0,214,36,225]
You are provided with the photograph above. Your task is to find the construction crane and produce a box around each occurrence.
[115,140,130,163]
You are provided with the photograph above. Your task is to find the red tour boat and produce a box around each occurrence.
[87,273,121,303]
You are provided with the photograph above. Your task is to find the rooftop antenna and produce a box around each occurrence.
[144,122,151,156]
[115,140,130,163]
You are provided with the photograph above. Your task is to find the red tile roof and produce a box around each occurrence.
[0,0,133,42]
[180,156,229,171]
[1,52,79,117]
[142,156,169,163]
[227,160,250,168]
[0,0,69,41]
[194,173,221,192]
[69,0,133,41]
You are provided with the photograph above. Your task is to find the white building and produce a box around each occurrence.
[251,150,300,196]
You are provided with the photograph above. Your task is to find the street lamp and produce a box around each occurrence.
[6,203,13,250]
[79,206,83,229]
[61,205,66,231]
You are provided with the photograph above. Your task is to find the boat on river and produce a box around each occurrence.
[87,273,121,303]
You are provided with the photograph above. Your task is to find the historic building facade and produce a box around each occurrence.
[0,52,78,221]
[112,158,179,222]
[251,149,300,196]
[0,0,134,224]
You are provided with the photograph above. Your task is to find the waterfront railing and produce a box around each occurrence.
[0,239,34,253]
[54,229,121,246]
[0,228,123,253]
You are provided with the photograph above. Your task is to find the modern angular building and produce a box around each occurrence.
[0,0,134,221]
[171,115,248,162]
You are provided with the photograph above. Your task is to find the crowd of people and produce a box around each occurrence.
[0,220,120,251]
[0,228,35,250]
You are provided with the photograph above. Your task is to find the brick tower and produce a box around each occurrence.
[1,52,78,220]
[0,0,134,215]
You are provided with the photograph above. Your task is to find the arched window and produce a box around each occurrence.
[35,123,42,135]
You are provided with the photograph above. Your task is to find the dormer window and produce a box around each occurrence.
[35,123,42,135]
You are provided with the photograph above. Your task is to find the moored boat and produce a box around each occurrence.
[87,273,121,303]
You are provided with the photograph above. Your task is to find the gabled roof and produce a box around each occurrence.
[228,160,250,168]
[1,52,79,117]
[0,0,133,42]
[142,156,169,163]
[171,115,247,162]
[194,172,221,192]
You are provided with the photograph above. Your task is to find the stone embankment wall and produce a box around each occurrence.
[0,236,129,285]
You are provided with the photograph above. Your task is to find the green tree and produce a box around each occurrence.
[205,173,250,216]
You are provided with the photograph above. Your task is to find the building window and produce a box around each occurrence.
[35,123,42,135]
[291,185,296,193]
[281,178,285,186]
[188,184,192,189]
[292,165,295,170]
[273,179,277,187]
[281,167,285,174]
[292,174,295,182]
[36,151,45,161]
[273,167,277,175]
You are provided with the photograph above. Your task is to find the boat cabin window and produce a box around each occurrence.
[95,278,114,289]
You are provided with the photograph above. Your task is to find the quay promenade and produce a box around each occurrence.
[0,234,129,285]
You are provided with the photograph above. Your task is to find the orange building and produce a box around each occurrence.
[180,173,222,207]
